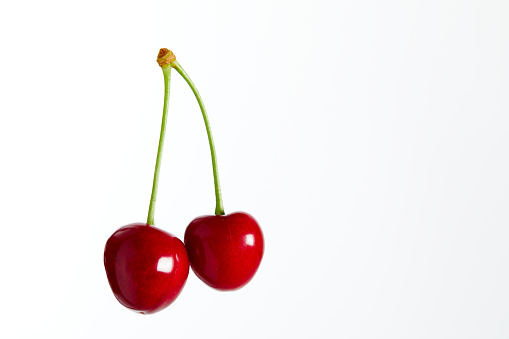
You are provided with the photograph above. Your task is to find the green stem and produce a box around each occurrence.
[147,65,172,225]
[171,60,225,216]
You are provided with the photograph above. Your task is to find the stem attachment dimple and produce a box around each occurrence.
[171,60,225,216]
[147,62,172,226]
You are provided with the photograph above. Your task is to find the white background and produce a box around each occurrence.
[1,0,508,338]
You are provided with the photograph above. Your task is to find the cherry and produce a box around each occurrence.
[104,224,189,313]
[165,50,264,290]
[104,49,189,313]
[185,212,263,290]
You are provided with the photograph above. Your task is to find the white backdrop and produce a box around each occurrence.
[1,0,508,338]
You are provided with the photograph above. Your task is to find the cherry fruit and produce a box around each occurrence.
[164,49,264,291]
[185,212,263,290]
[104,224,189,314]
[104,49,189,313]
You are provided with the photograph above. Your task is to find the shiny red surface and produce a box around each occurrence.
[184,212,264,291]
[104,223,189,314]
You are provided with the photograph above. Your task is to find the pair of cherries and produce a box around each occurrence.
[104,49,264,314]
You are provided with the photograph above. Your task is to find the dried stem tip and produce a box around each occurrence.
[157,48,176,67]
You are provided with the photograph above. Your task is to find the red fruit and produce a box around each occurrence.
[184,212,264,290]
[104,223,189,314]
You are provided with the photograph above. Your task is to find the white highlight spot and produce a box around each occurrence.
[245,234,255,246]
[157,257,174,273]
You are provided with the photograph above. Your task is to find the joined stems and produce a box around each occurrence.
[171,60,225,216]
[147,65,172,225]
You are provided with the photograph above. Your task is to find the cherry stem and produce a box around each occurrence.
[171,60,225,216]
[147,64,172,225]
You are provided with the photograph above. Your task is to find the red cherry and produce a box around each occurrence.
[168,54,264,291]
[104,223,189,314]
[184,212,264,291]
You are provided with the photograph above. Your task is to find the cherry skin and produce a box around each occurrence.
[104,223,189,314]
[184,212,264,291]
